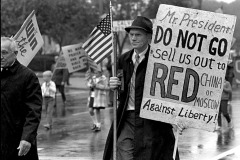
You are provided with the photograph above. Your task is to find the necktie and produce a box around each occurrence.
[128,54,140,108]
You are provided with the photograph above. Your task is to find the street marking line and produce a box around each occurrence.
[38,148,44,151]
[39,157,91,160]
[209,145,240,160]
[72,107,112,116]
[56,91,87,96]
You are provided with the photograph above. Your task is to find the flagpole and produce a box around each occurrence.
[110,1,117,160]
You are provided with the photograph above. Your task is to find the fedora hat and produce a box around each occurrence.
[125,16,153,34]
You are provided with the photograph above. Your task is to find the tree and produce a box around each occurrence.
[1,0,100,51]
[1,0,36,36]
[36,0,99,49]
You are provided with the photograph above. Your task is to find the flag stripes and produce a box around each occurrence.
[87,32,112,57]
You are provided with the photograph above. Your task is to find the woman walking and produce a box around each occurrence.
[92,69,109,131]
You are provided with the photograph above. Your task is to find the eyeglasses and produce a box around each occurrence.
[1,50,17,56]
[1,50,9,55]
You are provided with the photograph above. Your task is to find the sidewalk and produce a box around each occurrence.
[37,72,88,90]
[65,73,88,90]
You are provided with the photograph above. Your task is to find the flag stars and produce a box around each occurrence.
[97,14,111,36]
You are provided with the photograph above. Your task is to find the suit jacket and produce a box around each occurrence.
[1,60,42,160]
[103,46,179,160]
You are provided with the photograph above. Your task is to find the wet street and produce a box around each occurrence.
[37,75,240,160]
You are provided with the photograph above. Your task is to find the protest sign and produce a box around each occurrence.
[55,56,67,69]
[140,4,236,132]
[214,8,236,48]
[231,36,236,47]
[14,10,44,66]
[113,20,133,32]
[113,19,155,32]
[62,43,87,73]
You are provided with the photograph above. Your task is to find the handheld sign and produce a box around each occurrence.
[14,10,44,66]
[55,56,67,69]
[140,4,236,132]
[62,43,87,73]
[113,20,133,32]
[113,19,155,32]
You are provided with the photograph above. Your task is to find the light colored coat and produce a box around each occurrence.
[93,75,108,108]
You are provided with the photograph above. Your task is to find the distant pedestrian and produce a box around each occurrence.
[66,72,72,86]
[41,70,56,130]
[91,69,109,131]
[86,69,97,130]
[1,36,42,160]
[51,55,69,116]
[226,63,235,86]
[217,77,233,130]
[226,63,235,101]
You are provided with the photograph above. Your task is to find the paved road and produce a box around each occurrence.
[37,75,240,160]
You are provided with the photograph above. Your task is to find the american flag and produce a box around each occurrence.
[82,14,113,64]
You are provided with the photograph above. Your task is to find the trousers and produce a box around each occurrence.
[116,111,135,160]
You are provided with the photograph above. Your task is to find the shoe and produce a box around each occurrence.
[44,124,51,130]
[94,126,101,132]
[91,124,97,130]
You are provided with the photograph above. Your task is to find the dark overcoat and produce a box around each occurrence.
[103,47,179,160]
[51,64,69,85]
[1,61,42,160]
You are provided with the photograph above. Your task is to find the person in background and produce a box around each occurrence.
[226,63,235,87]
[66,72,72,86]
[106,57,113,107]
[91,68,109,132]
[86,68,97,131]
[225,63,235,101]
[41,70,56,130]
[217,76,233,130]
[1,37,42,160]
[51,55,68,116]
[103,16,179,160]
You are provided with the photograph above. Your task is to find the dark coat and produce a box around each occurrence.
[103,47,179,160]
[1,61,42,160]
[51,63,69,85]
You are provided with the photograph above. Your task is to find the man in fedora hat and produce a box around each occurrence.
[103,16,179,160]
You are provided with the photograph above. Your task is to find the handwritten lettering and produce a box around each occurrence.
[178,107,214,123]
[142,99,176,114]
[16,37,28,56]
[194,97,219,110]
